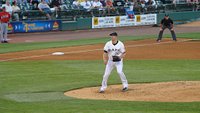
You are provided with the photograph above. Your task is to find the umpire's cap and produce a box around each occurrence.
[165,14,169,17]
[109,32,118,36]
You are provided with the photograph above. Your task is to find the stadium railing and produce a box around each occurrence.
[2,2,199,22]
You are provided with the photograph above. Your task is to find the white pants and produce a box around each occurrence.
[0,23,8,42]
[100,60,128,91]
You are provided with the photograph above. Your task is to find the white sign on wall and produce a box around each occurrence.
[135,14,157,26]
[92,14,157,28]
[115,16,135,27]
[92,17,116,28]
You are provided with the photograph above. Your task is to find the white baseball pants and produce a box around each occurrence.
[100,60,128,91]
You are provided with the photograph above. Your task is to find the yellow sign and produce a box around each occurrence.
[116,16,120,24]
[136,15,141,22]
[93,18,99,25]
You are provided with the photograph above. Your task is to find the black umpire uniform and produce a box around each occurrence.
[157,14,177,42]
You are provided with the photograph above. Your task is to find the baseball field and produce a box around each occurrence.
[0,22,200,113]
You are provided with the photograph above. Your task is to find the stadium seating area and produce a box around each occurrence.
[0,0,199,21]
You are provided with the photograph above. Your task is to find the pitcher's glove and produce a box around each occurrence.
[112,56,121,62]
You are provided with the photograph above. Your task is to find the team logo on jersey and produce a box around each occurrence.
[108,48,120,52]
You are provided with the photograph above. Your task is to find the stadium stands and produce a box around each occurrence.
[0,0,199,21]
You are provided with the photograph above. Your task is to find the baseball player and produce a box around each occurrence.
[99,32,128,93]
[0,7,11,43]
[157,14,177,42]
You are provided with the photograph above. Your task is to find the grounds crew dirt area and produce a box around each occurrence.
[1,21,200,102]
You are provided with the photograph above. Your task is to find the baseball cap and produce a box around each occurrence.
[109,32,118,36]
[165,14,169,17]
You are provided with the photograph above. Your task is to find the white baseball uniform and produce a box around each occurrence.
[100,40,128,91]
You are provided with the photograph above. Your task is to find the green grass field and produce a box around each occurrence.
[0,33,200,113]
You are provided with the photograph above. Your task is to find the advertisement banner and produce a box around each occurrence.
[9,20,61,33]
[92,17,116,28]
[92,14,156,29]
[115,16,135,27]
[135,14,157,26]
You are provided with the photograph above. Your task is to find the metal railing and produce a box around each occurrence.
[6,3,200,21]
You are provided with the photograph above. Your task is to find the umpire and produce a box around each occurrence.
[157,14,177,42]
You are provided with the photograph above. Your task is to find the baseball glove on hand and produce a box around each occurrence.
[112,56,121,62]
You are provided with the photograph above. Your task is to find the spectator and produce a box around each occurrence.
[100,0,106,7]
[12,1,20,21]
[146,0,156,6]
[2,0,13,15]
[72,0,80,9]
[45,0,51,4]
[50,0,61,18]
[92,0,105,16]
[16,0,23,5]
[31,0,39,6]
[80,0,92,11]
[106,0,114,16]
[146,0,156,13]
[32,2,39,10]
[38,0,52,20]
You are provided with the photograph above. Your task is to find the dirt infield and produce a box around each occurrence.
[0,39,200,62]
[64,81,200,102]
[179,21,200,27]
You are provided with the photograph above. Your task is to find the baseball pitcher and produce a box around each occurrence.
[99,32,128,93]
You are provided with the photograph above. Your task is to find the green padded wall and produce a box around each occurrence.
[157,11,200,24]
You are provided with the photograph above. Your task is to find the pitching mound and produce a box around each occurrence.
[64,81,200,102]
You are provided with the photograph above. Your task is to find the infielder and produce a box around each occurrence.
[0,7,11,43]
[100,32,128,93]
[157,14,177,42]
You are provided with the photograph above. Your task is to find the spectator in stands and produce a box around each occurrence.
[106,0,114,16]
[140,0,146,13]
[78,0,85,3]
[92,0,105,16]
[100,0,106,7]
[12,1,20,21]
[2,0,13,15]
[31,0,39,6]
[80,0,92,11]
[32,2,39,10]
[16,0,23,5]
[72,0,80,9]
[38,0,52,20]
[50,0,61,18]
[187,0,199,11]
[146,0,156,13]
[45,0,51,5]
[125,0,135,9]
[146,0,156,6]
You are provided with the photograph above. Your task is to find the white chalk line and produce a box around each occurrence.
[0,39,192,62]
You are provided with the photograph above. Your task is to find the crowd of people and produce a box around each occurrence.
[0,0,199,20]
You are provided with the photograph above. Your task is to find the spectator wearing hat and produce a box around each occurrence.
[157,14,177,42]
